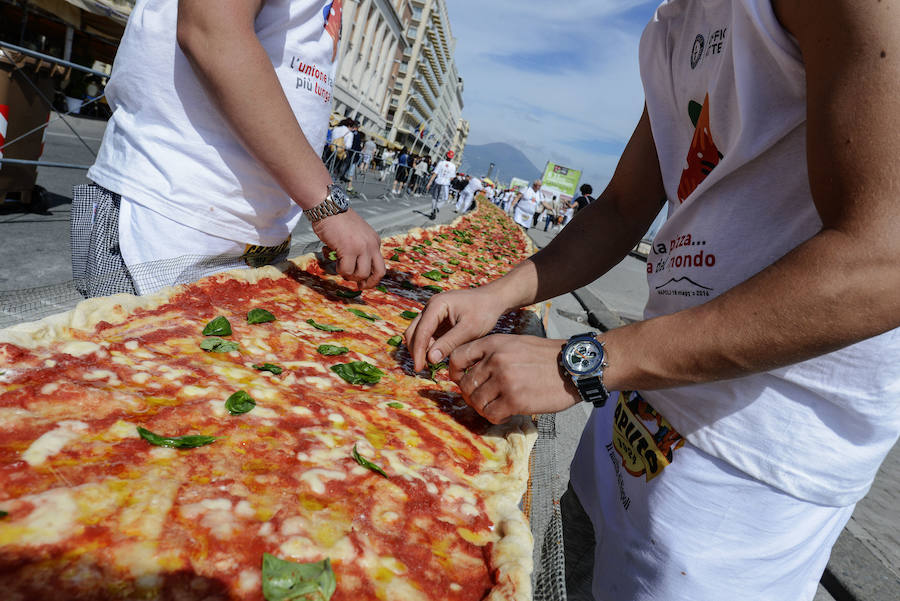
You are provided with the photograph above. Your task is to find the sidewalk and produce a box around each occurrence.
[526,224,899,601]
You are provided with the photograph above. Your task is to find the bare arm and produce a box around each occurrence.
[177,0,385,287]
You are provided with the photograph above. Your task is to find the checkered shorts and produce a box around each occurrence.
[70,183,137,298]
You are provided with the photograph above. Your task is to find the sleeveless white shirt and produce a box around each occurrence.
[576,0,900,507]
[89,0,340,245]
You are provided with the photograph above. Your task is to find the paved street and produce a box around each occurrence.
[1,114,897,601]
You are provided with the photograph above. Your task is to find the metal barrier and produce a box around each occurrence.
[0,40,109,172]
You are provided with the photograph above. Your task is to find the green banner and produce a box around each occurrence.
[541,162,581,201]
[509,177,529,192]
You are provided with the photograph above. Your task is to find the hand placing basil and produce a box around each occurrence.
[307,319,344,332]
[331,361,384,385]
[247,308,276,324]
[225,390,256,415]
[253,363,284,375]
[400,310,419,320]
[261,553,336,601]
[202,316,232,336]
[137,427,217,449]
[352,444,388,477]
[317,344,349,356]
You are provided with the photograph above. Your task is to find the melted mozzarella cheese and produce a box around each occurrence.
[22,420,89,466]
[299,468,346,494]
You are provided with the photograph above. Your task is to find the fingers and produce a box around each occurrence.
[360,250,386,290]
[406,299,451,372]
[459,370,505,423]
[448,338,491,381]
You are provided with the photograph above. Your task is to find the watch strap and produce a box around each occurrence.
[576,375,609,407]
[304,196,342,223]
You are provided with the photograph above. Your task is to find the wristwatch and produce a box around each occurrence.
[304,183,350,223]
[560,332,610,407]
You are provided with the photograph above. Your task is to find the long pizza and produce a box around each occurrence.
[0,202,539,601]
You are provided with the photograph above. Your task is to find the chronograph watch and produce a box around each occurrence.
[560,332,610,407]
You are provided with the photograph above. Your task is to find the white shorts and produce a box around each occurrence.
[569,391,854,601]
[119,198,289,295]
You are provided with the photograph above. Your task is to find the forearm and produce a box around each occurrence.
[177,4,331,209]
[603,227,900,391]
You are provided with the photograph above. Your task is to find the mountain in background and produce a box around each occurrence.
[458,142,541,183]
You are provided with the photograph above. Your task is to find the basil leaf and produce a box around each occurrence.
[253,363,284,375]
[247,308,276,324]
[400,280,415,290]
[202,316,232,336]
[327,250,338,261]
[225,390,256,415]
[317,344,349,356]
[261,553,336,601]
[459,251,469,256]
[461,268,477,275]
[413,247,427,255]
[400,310,419,320]
[307,319,344,332]
[448,258,460,265]
[441,268,454,274]
[331,361,384,385]
[376,285,388,293]
[422,270,443,281]
[428,360,448,381]
[0,510,7,518]
[347,308,379,321]
[387,402,404,409]
[423,285,443,293]
[389,253,401,261]
[352,444,388,478]
[200,337,241,353]
[336,289,361,299]
[137,427,217,449]
[423,239,433,246]
[387,335,402,347]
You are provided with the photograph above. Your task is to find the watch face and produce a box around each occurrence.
[329,184,350,210]
[563,337,604,375]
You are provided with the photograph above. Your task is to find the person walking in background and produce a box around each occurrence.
[572,183,594,213]
[510,179,542,230]
[455,174,482,213]
[426,150,457,220]
[343,130,365,192]
[404,2,900,600]
[73,0,384,298]
[543,195,558,232]
[380,147,395,181]
[409,156,429,195]
[391,148,410,195]
[450,173,468,204]
[360,136,376,173]
[330,117,357,184]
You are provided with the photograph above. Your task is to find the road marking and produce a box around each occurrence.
[45,132,104,142]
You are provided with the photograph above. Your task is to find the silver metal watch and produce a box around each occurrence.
[560,332,610,407]
[303,184,350,223]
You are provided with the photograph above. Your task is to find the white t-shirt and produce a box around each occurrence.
[513,186,541,227]
[572,0,900,508]
[88,0,339,246]
[331,126,354,151]
[462,177,482,196]
[362,140,376,156]
[432,160,456,186]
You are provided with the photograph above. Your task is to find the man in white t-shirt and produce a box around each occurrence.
[426,151,457,219]
[405,1,900,600]
[510,180,542,229]
[454,175,483,213]
[72,0,384,297]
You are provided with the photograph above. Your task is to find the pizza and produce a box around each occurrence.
[0,201,540,601]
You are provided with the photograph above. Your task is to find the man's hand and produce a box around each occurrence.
[312,209,385,289]
[404,287,509,372]
[449,335,580,424]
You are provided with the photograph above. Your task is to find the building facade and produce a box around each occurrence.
[331,0,412,137]
[385,0,465,159]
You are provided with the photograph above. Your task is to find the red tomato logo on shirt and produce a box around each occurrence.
[677,94,723,203]
[324,1,343,61]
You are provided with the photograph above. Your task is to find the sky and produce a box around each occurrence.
[444,0,661,191]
